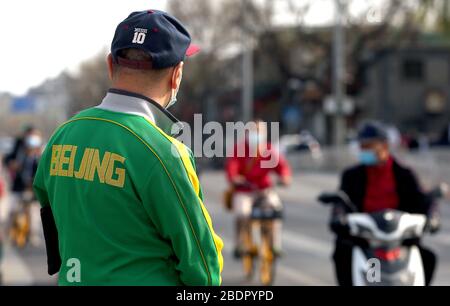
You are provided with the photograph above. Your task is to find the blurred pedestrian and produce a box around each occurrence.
[7,129,43,248]
[3,125,36,182]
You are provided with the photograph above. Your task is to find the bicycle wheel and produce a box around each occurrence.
[241,222,255,280]
[9,213,19,246]
[260,220,276,286]
[16,212,30,248]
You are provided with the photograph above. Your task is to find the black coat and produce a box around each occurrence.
[12,155,39,193]
[339,159,431,215]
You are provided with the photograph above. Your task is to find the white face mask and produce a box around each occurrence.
[166,87,179,109]
[166,70,182,109]
[25,135,42,149]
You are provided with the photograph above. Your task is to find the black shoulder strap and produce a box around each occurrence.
[40,206,61,275]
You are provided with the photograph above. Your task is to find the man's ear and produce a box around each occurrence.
[171,61,184,90]
[107,54,114,81]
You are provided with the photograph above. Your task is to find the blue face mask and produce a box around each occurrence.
[359,150,378,166]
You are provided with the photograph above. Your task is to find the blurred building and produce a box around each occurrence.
[0,73,70,139]
[28,73,70,133]
[211,29,450,144]
[357,47,450,140]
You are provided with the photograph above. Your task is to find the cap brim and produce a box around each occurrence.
[186,44,200,57]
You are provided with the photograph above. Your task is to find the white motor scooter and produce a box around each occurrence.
[318,185,446,286]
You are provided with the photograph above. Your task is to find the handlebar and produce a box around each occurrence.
[233,179,288,190]
[317,190,358,212]
[318,183,448,212]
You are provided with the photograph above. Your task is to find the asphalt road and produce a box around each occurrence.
[201,170,450,286]
[1,168,450,286]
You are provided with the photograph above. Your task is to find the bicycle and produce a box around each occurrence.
[238,184,283,285]
[9,189,34,248]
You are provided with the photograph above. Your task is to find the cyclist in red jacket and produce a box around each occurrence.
[226,119,291,258]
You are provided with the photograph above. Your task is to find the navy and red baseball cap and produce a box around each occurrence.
[111,10,200,70]
[357,121,388,143]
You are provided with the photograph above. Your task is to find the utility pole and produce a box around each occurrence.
[333,0,346,145]
[241,0,254,123]
[242,43,254,123]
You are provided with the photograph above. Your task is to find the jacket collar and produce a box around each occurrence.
[96,88,183,137]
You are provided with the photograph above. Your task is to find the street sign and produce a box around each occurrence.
[10,95,36,113]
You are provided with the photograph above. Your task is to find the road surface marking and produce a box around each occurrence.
[220,233,331,285]
[277,264,330,286]
[282,229,331,258]
[1,243,34,285]
[430,235,450,247]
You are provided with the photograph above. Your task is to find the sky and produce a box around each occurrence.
[0,0,168,95]
[0,0,382,96]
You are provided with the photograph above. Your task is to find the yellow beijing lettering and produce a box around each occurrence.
[105,153,126,188]
[57,145,72,177]
[74,148,91,179]
[88,150,111,183]
[67,146,77,177]
[50,145,62,176]
[84,149,95,180]
[49,145,125,188]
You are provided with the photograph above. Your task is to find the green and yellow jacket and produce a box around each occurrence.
[33,88,223,286]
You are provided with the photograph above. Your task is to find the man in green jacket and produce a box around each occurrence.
[33,10,223,286]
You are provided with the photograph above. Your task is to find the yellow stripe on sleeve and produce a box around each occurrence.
[144,118,224,282]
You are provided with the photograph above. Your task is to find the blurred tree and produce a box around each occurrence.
[167,0,267,122]
[57,0,450,127]
[167,0,287,123]
[416,0,450,35]
[66,51,111,116]
[167,0,449,112]
[167,0,413,120]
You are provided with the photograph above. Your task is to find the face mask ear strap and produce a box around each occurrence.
[166,87,178,109]
[166,66,182,109]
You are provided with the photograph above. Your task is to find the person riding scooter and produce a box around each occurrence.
[332,121,440,286]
